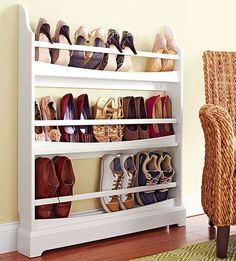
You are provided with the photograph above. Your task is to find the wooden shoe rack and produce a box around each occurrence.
[18,5,186,257]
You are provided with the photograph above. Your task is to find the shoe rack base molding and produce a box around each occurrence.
[18,201,185,258]
[18,5,185,257]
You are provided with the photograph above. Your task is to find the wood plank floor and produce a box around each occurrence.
[1,214,235,261]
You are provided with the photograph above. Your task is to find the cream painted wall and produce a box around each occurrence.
[1,0,236,223]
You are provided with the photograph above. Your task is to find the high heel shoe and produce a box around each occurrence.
[60,93,79,142]
[84,28,106,70]
[123,96,138,140]
[146,34,167,72]
[99,29,123,71]
[161,34,178,72]
[35,99,46,141]
[116,31,137,72]
[161,96,174,135]
[35,18,53,63]
[41,96,61,142]
[51,20,72,66]
[69,26,89,68]
[146,95,163,137]
[76,94,93,142]
[135,97,149,139]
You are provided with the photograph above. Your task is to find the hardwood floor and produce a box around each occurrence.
[1,214,235,261]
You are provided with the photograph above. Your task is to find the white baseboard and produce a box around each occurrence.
[183,193,204,217]
[0,222,18,254]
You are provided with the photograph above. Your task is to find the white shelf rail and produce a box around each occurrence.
[35,182,177,206]
[34,41,180,60]
[34,118,178,126]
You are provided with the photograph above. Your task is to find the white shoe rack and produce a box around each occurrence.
[18,5,186,257]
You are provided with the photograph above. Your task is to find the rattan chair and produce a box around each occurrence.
[200,51,236,258]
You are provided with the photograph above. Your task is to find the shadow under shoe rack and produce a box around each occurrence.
[18,5,186,258]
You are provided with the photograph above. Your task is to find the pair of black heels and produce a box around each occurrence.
[70,28,137,72]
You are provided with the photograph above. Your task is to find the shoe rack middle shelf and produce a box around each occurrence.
[34,118,178,126]
[34,135,178,158]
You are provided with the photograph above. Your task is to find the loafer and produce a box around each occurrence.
[35,158,59,219]
[53,156,75,218]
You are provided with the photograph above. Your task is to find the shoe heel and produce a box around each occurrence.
[126,38,137,55]
[110,36,123,53]
[41,25,53,44]
[60,26,72,45]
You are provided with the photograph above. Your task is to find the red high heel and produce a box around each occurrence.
[60,93,79,142]
[76,94,93,142]
[146,95,163,137]
[161,96,174,135]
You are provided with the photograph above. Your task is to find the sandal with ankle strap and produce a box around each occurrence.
[93,97,113,142]
[41,96,61,142]
[109,97,124,142]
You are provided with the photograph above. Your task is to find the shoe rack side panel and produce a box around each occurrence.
[18,5,35,235]
[165,28,184,209]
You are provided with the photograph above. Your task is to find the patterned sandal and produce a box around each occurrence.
[41,96,61,142]
[93,97,114,142]
[109,97,124,142]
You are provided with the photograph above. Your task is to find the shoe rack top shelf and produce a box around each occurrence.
[35,182,177,206]
[34,41,180,60]
[34,118,178,126]
[34,135,178,157]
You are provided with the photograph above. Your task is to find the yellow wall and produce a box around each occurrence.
[1,0,236,223]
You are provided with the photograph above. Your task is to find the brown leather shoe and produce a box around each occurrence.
[135,97,149,139]
[53,156,75,218]
[123,96,139,141]
[35,158,59,219]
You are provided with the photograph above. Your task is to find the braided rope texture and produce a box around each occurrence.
[199,104,235,226]
[203,51,236,135]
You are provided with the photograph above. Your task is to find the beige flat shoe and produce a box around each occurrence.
[41,96,61,142]
[51,20,72,66]
[161,34,178,72]
[35,18,52,63]
[146,34,167,72]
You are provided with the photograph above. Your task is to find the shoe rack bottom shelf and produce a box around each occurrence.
[17,200,186,258]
